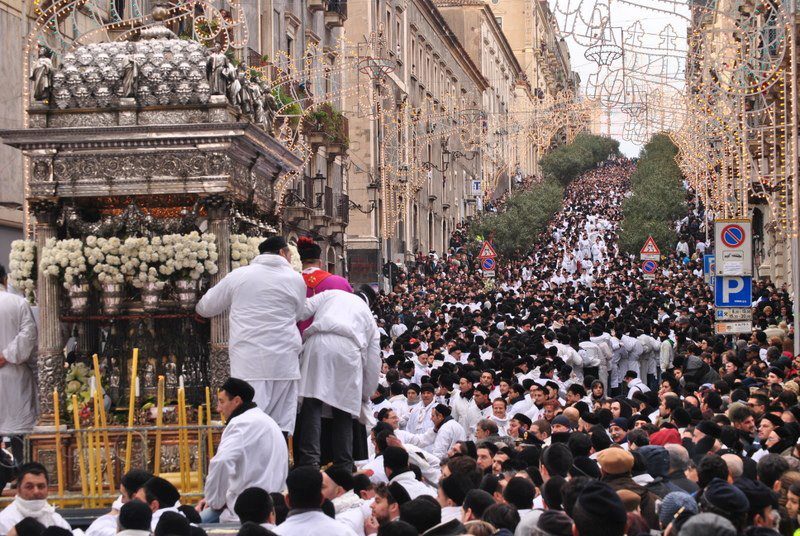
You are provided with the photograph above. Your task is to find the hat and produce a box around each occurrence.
[221,377,255,404]
[537,510,574,536]
[296,236,321,261]
[696,420,722,439]
[650,427,681,446]
[154,512,190,536]
[325,466,355,491]
[703,478,750,514]
[434,403,452,417]
[234,487,272,524]
[768,367,785,379]
[575,480,627,526]
[658,491,699,527]
[552,415,572,429]
[734,478,779,512]
[617,489,641,512]
[596,447,634,475]
[761,413,784,428]
[680,513,736,536]
[610,417,629,431]
[259,235,288,254]
[388,481,412,506]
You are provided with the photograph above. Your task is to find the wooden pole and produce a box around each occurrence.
[154,376,165,475]
[53,390,64,505]
[205,386,214,458]
[196,406,204,492]
[71,395,89,508]
[92,354,115,491]
[124,348,139,473]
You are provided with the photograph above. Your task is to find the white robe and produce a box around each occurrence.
[298,290,381,418]
[0,498,70,536]
[274,509,358,535]
[204,406,288,523]
[0,287,38,436]
[196,254,306,381]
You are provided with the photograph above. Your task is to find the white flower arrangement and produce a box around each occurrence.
[164,232,219,281]
[84,236,125,285]
[230,235,262,269]
[39,238,88,288]
[8,239,36,302]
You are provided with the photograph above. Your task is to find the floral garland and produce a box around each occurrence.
[8,240,36,302]
[84,236,124,285]
[39,238,88,289]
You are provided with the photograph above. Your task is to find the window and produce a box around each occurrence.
[495,16,502,28]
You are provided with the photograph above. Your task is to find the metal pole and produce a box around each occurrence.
[791,6,800,356]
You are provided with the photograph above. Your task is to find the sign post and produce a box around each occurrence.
[640,236,661,261]
[478,240,497,279]
[712,219,753,334]
[641,260,658,281]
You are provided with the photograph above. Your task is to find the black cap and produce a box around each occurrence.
[259,236,288,254]
[575,480,627,526]
[119,500,152,532]
[434,403,451,417]
[154,511,190,536]
[221,377,255,404]
[734,478,779,513]
[703,478,750,513]
[120,469,154,497]
[325,466,355,491]
[143,476,181,508]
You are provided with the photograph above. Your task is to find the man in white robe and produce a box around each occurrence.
[275,467,357,536]
[197,378,288,523]
[295,285,381,471]
[0,463,71,535]
[0,264,38,477]
[196,236,306,433]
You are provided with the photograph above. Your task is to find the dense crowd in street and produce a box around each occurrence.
[1,158,799,536]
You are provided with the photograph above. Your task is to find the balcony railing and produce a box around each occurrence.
[335,193,349,225]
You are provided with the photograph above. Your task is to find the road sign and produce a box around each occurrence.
[715,307,752,322]
[471,180,482,195]
[481,257,496,271]
[714,276,752,308]
[715,321,753,335]
[482,270,496,278]
[703,254,715,284]
[715,219,752,276]
[640,236,661,261]
[641,260,658,281]
[478,241,498,259]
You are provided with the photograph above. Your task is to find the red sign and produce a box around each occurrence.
[640,236,661,256]
[478,241,498,258]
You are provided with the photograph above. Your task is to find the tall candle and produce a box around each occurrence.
[179,375,185,390]
[90,376,96,397]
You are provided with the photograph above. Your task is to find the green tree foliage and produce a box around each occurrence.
[473,179,564,255]
[540,133,620,186]
[619,133,687,255]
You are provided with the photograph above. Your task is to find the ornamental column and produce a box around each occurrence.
[30,200,62,424]
[203,195,231,391]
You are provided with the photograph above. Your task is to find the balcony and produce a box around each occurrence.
[284,188,313,225]
[325,0,347,28]
[312,186,334,231]
[334,193,350,226]
[309,0,327,11]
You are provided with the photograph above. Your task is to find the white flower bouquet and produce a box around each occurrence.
[84,236,125,285]
[164,231,219,281]
[230,234,262,269]
[287,244,303,273]
[39,238,89,288]
[9,239,36,302]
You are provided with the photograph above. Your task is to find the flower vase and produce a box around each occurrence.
[100,283,124,315]
[175,279,198,310]
[141,282,163,313]
[67,282,90,315]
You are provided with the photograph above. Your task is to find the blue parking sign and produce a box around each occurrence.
[703,254,715,285]
[714,276,752,308]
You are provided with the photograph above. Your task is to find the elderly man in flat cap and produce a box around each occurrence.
[197,236,306,435]
[196,377,288,523]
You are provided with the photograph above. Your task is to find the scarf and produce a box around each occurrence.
[227,401,257,424]
[13,496,59,526]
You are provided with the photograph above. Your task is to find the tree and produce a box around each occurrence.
[619,133,686,255]
[540,134,620,187]
[473,179,564,255]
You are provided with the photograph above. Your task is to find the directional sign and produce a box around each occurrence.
[640,236,661,261]
[478,241,498,259]
[481,257,496,271]
[715,219,752,276]
[714,276,752,308]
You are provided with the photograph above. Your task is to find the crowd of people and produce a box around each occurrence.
[1,158,799,536]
